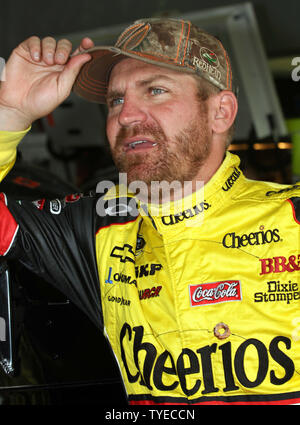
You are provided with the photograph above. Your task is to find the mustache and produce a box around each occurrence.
[115,124,166,148]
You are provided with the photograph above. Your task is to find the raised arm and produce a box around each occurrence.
[0,36,103,328]
[0,36,94,131]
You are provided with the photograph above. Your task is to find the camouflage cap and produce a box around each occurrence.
[73,17,235,104]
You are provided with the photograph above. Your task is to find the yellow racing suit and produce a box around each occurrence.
[0,128,300,405]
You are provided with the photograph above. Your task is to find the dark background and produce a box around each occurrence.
[1,0,300,59]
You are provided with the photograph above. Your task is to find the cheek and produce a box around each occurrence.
[156,106,189,139]
[152,105,179,133]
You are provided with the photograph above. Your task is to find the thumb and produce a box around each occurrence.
[58,53,91,95]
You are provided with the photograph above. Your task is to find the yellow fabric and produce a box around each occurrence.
[96,152,300,404]
[1,125,299,403]
[0,127,31,180]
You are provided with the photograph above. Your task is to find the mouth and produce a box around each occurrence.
[124,139,158,152]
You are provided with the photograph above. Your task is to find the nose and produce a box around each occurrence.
[118,96,147,127]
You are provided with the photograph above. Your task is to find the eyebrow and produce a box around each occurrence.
[106,89,123,104]
[137,74,176,87]
[106,74,176,103]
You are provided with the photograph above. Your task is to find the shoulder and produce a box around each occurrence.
[232,177,300,223]
[234,177,300,203]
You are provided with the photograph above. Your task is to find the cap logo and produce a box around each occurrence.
[192,46,222,83]
[200,47,219,68]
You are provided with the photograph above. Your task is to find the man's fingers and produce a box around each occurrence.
[72,37,94,56]
[22,36,93,65]
[40,37,73,65]
[26,36,42,62]
[41,36,57,65]
[58,53,92,93]
[54,39,73,64]
[80,37,94,50]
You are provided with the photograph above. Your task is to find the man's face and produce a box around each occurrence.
[106,58,212,186]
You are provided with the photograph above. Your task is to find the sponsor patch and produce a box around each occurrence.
[108,295,131,306]
[139,286,162,300]
[32,199,45,210]
[64,193,82,203]
[254,280,300,304]
[200,47,219,67]
[13,176,40,189]
[189,280,242,306]
[105,266,137,286]
[135,263,162,278]
[105,201,133,216]
[49,199,61,215]
[266,185,300,196]
[222,228,280,248]
[119,323,296,396]
[161,201,210,226]
[222,167,241,191]
[260,254,300,275]
[110,244,135,263]
[192,56,221,81]
[136,235,146,251]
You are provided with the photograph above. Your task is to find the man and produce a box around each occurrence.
[0,17,300,405]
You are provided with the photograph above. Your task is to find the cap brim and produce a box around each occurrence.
[73,47,126,104]
[73,44,235,104]
[72,45,198,104]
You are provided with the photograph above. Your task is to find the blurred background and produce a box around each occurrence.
[0,0,300,406]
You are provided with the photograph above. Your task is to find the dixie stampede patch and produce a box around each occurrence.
[189,280,242,307]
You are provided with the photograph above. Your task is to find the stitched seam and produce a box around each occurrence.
[182,21,190,64]
[134,24,150,47]
[80,68,106,86]
[81,72,106,86]
[116,23,142,47]
[123,49,178,62]
[175,20,185,63]
[76,79,106,94]
[126,50,196,69]
[123,25,149,50]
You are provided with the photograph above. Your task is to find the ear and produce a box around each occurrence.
[211,91,238,134]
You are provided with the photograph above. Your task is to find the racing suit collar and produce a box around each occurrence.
[139,152,243,234]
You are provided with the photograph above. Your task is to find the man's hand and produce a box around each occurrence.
[0,36,94,131]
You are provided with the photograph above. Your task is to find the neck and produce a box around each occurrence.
[135,149,226,204]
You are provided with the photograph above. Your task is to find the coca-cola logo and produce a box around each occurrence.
[189,280,242,306]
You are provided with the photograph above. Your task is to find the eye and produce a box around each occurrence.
[150,87,166,96]
[108,97,124,108]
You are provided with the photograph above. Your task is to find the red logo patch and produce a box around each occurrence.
[32,199,45,210]
[259,255,300,275]
[189,280,242,307]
